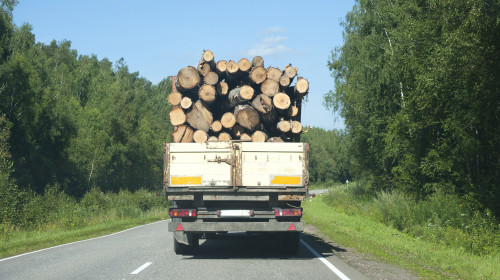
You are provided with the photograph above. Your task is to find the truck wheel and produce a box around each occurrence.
[279,232,300,255]
[173,233,199,255]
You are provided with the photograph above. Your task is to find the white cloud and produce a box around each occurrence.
[247,26,291,57]
[258,26,286,36]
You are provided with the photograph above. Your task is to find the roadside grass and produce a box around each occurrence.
[303,192,499,279]
[0,187,170,259]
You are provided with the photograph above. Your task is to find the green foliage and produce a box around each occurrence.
[326,0,500,216]
[301,127,352,183]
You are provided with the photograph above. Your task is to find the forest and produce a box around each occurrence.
[325,0,499,218]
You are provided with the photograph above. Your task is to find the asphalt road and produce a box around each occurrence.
[0,220,369,280]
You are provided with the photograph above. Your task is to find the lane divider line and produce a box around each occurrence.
[300,239,351,280]
[131,262,152,275]
[0,220,168,262]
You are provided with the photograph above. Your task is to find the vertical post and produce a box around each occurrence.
[171,75,177,93]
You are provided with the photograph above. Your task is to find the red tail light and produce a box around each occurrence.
[274,208,302,217]
[169,209,197,218]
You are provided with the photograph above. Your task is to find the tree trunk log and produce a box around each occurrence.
[176,66,201,93]
[198,84,216,104]
[240,133,252,141]
[267,137,284,143]
[251,130,268,142]
[287,105,299,118]
[180,96,193,110]
[238,58,252,73]
[218,132,232,141]
[211,120,222,133]
[251,56,264,67]
[193,130,208,143]
[294,77,309,97]
[186,100,213,132]
[273,92,291,110]
[172,125,194,143]
[216,81,229,97]
[203,71,219,85]
[202,50,214,63]
[249,66,267,85]
[169,107,186,126]
[215,60,227,78]
[197,61,211,77]
[228,85,254,107]
[226,60,239,76]
[291,120,302,134]
[267,67,282,82]
[284,64,298,79]
[234,105,260,131]
[221,112,236,129]
[168,91,182,106]
[279,74,291,88]
[251,94,273,114]
[208,136,218,142]
[260,79,279,97]
[277,119,291,133]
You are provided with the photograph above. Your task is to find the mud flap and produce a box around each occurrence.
[174,231,189,245]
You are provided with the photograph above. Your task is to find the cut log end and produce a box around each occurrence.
[291,121,302,134]
[267,67,282,82]
[240,133,252,141]
[279,74,291,88]
[218,132,232,141]
[234,105,260,131]
[215,60,227,74]
[186,100,213,132]
[284,64,298,79]
[180,97,193,110]
[251,130,268,142]
[204,71,219,85]
[294,77,309,95]
[208,136,219,142]
[211,120,222,133]
[238,58,252,72]
[168,91,182,106]
[169,107,186,126]
[176,66,201,92]
[216,81,229,96]
[226,60,239,75]
[198,84,216,103]
[277,120,291,133]
[273,92,291,110]
[252,56,264,67]
[193,130,208,143]
[202,50,214,63]
[249,66,267,85]
[260,79,279,97]
[221,112,236,129]
[267,137,284,143]
[172,125,194,143]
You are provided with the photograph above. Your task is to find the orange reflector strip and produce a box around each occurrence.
[171,176,202,185]
[288,223,297,231]
[175,223,184,231]
[271,176,301,185]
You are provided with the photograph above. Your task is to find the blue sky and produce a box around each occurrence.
[13,0,355,130]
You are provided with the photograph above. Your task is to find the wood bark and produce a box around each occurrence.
[186,100,213,132]
[288,105,299,118]
[169,107,186,126]
[176,66,201,92]
[251,94,273,114]
[260,79,279,97]
[180,96,193,110]
[228,85,254,107]
[267,67,282,82]
[273,92,291,110]
[193,130,208,143]
[204,71,219,85]
[249,66,267,85]
[251,56,264,67]
[215,81,229,97]
[197,61,211,77]
[168,91,182,106]
[251,130,268,142]
[234,105,260,131]
[198,84,216,104]
[221,112,236,128]
[172,125,194,143]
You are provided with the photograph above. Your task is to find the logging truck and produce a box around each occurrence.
[164,141,309,255]
[165,50,310,254]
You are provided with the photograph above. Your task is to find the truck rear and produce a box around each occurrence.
[164,141,309,255]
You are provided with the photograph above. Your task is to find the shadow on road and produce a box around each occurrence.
[183,232,345,260]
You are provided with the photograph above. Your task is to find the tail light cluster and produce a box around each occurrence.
[274,208,302,217]
[169,209,197,218]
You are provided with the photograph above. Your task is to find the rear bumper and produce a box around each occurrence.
[168,221,304,232]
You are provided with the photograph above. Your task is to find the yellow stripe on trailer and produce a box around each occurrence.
[171,176,202,185]
[271,176,301,185]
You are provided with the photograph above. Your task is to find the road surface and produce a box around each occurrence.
[0,220,369,280]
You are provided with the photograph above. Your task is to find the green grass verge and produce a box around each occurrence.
[0,210,168,259]
[303,196,499,280]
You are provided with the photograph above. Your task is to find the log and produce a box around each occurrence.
[251,94,273,114]
[267,67,282,82]
[240,133,252,141]
[186,100,213,132]
[176,66,201,92]
[197,61,211,76]
[172,125,194,143]
[251,56,264,67]
[287,105,299,118]
[202,50,214,63]
[251,130,268,142]
[198,84,216,104]
[215,60,227,75]
[260,79,279,97]
[267,137,284,143]
[234,105,260,131]
[169,107,186,126]
[279,74,291,88]
[226,60,239,76]
[277,119,291,133]
[249,66,267,85]
[211,120,222,133]
[294,77,309,96]
[291,120,302,134]
[232,124,246,138]
[221,112,236,129]
[180,96,193,110]
[215,81,229,97]
[204,71,219,85]
[273,92,291,110]
[228,85,254,107]
[208,136,218,142]
[238,58,252,73]
[284,64,298,79]
[218,132,232,141]
[168,91,182,106]
[193,130,208,143]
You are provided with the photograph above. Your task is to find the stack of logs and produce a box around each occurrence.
[168,50,309,143]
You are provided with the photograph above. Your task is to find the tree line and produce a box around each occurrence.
[325,0,499,217]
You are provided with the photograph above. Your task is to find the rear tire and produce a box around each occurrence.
[279,232,300,255]
[173,233,199,255]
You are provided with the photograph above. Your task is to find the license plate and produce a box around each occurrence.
[219,210,251,217]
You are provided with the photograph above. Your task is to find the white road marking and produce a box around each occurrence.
[130,262,152,275]
[300,239,351,280]
[0,220,168,262]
